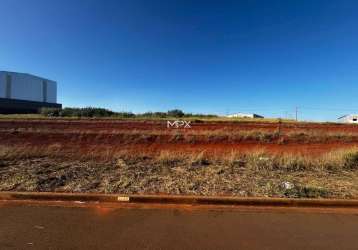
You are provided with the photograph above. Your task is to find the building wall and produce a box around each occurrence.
[0,98,62,114]
[339,115,358,123]
[0,71,57,103]
[227,113,264,118]
[46,80,57,103]
[10,73,43,102]
[0,72,5,98]
[227,113,254,118]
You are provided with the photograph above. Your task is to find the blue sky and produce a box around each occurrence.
[1,0,358,121]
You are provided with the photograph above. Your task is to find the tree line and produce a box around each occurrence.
[40,107,218,118]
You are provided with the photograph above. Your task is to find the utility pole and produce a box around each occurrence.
[295,107,298,122]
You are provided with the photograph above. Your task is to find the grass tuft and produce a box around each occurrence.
[284,185,331,198]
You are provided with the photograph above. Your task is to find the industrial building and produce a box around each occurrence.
[338,114,358,124]
[226,113,264,119]
[0,71,61,113]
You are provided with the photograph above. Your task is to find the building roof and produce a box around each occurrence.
[228,112,253,116]
[0,71,55,83]
[338,114,358,119]
[227,112,264,118]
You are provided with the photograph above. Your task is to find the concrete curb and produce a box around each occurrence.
[1,192,358,208]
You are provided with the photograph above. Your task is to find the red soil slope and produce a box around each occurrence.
[1,119,358,157]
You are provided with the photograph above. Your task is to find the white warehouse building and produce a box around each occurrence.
[338,114,358,124]
[226,112,264,119]
[0,71,61,113]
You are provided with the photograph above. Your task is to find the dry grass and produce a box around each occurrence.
[3,126,358,144]
[1,144,358,198]
[0,114,293,122]
[151,147,358,173]
[2,143,358,171]
[2,118,358,198]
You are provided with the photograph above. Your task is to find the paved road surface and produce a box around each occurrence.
[1,201,358,250]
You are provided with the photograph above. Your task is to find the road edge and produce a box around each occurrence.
[1,192,358,208]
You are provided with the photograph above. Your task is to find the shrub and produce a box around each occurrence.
[49,107,123,118]
[114,112,136,118]
[76,107,114,117]
[190,151,210,166]
[343,151,358,169]
[59,108,78,117]
[41,107,217,119]
[40,108,61,117]
[156,151,185,166]
[138,112,168,118]
[167,109,185,118]
[284,185,330,198]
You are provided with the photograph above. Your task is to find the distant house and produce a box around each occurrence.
[226,113,264,119]
[338,114,358,124]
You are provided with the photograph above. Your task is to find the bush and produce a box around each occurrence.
[59,108,78,117]
[40,108,61,117]
[138,112,168,118]
[40,106,217,119]
[343,151,358,169]
[78,107,114,117]
[114,112,136,118]
[41,107,119,118]
[167,109,185,118]
[284,185,330,198]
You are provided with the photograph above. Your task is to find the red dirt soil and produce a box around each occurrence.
[1,119,358,157]
[1,119,358,132]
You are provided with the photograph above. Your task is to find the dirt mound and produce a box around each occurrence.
[1,119,358,157]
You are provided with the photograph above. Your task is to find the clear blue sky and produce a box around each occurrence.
[1,0,358,121]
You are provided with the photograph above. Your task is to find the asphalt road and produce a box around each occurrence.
[1,201,358,250]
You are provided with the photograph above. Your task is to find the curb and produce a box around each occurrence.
[1,192,358,208]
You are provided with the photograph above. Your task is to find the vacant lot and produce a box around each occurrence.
[1,118,358,198]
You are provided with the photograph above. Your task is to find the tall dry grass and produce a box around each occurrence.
[1,143,358,173]
[154,148,358,173]
[2,127,358,144]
